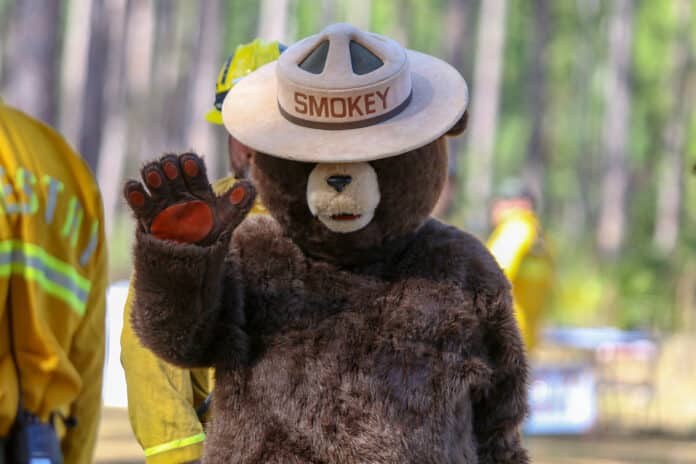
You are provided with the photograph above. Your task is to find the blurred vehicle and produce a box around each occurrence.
[525,327,658,435]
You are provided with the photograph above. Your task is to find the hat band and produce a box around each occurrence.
[277,91,412,130]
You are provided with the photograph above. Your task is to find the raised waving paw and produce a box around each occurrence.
[123,152,255,245]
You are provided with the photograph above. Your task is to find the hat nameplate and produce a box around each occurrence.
[276,60,412,130]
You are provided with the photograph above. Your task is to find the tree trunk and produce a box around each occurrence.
[185,0,222,179]
[3,0,62,126]
[596,0,634,257]
[393,0,410,47]
[78,0,111,173]
[149,0,182,152]
[0,1,11,84]
[320,0,336,28]
[568,4,602,239]
[346,0,371,31]
[433,0,472,218]
[523,0,549,211]
[465,0,507,234]
[125,0,155,163]
[59,0,93,147]
[653,0,692,255]
[96,0,129,237]
[258,0,289,42]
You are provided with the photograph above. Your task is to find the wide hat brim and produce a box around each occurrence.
[222,50,468,163]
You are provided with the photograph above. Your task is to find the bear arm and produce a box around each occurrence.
[472,290,530,464]
[131,229,246,368]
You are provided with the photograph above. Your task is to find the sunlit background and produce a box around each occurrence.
[1,0,696,462]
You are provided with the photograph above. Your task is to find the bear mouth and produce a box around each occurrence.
[330,213,362,221]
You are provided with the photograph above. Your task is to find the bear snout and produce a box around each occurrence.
[307,162,380,233]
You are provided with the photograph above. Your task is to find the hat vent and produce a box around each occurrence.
[299,40,329,75]
[349,41,383,75]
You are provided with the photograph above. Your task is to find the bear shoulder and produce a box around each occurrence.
[411,219,511,303]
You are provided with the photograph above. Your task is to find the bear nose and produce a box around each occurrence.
[326,175,352,193]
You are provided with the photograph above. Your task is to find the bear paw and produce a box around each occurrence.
[123,152,256,245]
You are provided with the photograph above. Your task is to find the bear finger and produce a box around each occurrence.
[179,152,214,201]
[141,161,171,202]
[123,180,157,227]
[215,180,257,232]
[159,153,190,199]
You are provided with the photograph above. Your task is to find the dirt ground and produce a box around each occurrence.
[94,408,696,463]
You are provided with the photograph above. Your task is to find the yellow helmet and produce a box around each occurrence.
[205,39,286,125]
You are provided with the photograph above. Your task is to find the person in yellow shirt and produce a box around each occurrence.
[120,39,282,464]
[0,101,107,463]
[487,180,554,352]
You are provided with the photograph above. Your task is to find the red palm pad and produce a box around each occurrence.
[150,200,214,243]
[123,152,255,246]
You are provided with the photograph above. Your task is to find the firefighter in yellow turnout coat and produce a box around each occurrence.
[120,40,281,464]
[0,102,107,463]
[487,182,554,351]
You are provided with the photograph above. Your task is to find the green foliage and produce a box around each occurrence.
[224,0,260,53]
[293,0,322,39]
[444,0,695,332]
[370,0,401,36]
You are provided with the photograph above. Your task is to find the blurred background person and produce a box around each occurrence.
[487,179,554,352]
[119,39,281,464]
[0,100,107,463]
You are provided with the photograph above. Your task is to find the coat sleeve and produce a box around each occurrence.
[121,284,208,464]
[62,215,107,464]
[473,288,530,464]
[130,229,249,369]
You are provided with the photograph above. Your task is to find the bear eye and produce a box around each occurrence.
[299,40,330,74]
[349,40,383,75]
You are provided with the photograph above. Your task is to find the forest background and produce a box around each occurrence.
[1,0,695,334]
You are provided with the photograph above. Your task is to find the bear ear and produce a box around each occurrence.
[446,110,468,137]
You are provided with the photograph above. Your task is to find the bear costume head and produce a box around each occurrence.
[224,23,468,267]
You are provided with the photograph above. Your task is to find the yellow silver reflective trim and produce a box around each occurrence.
[80,220,99,266]
[0,240,90,315]
[143,432,206,457]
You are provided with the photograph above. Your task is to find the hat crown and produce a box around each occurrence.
[279,23,407,90]
[275,23,413,129]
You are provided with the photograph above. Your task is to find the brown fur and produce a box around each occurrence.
[252,138,448,267]
[131,128,529,463]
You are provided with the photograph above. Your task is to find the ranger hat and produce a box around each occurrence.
[222,23,468,163]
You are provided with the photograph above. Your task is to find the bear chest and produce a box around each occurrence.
[237,251,486,419]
